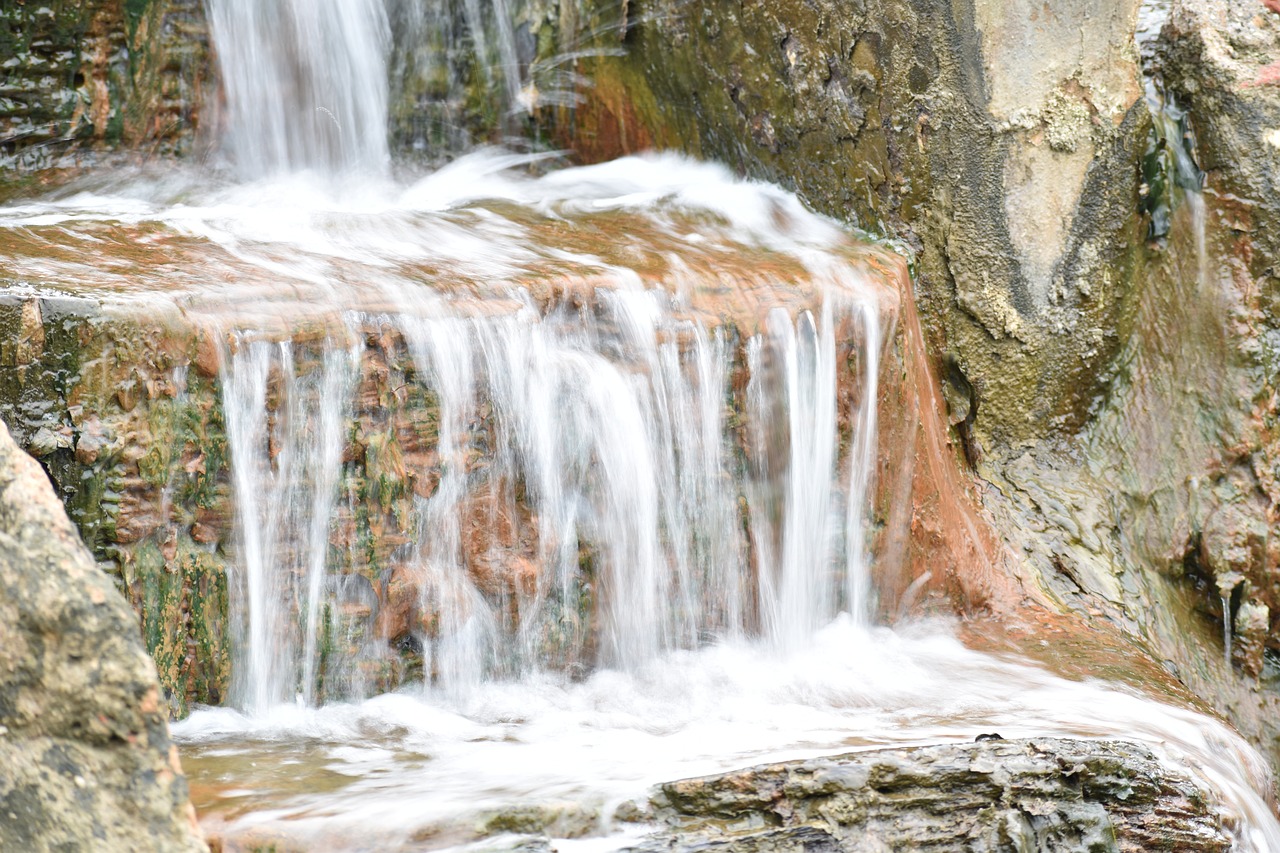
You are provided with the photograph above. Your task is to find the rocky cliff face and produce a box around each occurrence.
[0,417,206,851]
[0,0,209,172]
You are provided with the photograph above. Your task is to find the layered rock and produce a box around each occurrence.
[0,0,209,172]
[629,738,1236,852]
[0,417,206,851]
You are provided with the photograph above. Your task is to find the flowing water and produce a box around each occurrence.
[0,1,1277,850]
[3,147,1277,853]
[206,0,392,177]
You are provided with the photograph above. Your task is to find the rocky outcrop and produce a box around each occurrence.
[630,738,1235,852]
[0,417,206,851]
[963,0,1280,773]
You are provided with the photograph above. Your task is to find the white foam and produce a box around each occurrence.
[174,617,1280,851]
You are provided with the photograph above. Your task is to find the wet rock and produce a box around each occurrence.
[555,0,1148,449]
[0,417,206,851]
[0,0,210,172]
[629,739,1233,852]
[0,295,235,717]
[1161,0,1280,275]
[479,802,598,838]
[1234,599,1270,679]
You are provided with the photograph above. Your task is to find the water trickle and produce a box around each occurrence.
[1223,594,1234,669]
[1142,78,1207,273]
[221,333,361,712]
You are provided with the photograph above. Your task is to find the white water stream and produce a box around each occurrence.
[0,2,1276,849]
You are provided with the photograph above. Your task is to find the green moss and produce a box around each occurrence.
[123,0,153,38]
[132,536,230,716]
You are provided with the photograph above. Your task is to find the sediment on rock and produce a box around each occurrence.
[0,417,206,852]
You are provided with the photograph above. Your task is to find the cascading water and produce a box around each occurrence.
[220,334,361,712]
[210,207,884,705]
[206,0,392,176]
[0,2,1278,850]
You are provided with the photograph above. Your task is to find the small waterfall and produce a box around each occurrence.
[206,0,392,177]
[220,332,360,713]
[216,272,883,703]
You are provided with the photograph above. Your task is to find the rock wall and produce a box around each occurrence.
[0,417,206,851]
[0,296,233,716]
[0,0,210,172]
[548,0,1149,451]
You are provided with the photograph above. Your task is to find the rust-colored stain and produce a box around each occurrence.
[557,71,659,164]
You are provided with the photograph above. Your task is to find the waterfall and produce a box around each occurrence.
[215,270,883,704]
[206,0,392,177]
[220,332,360,712]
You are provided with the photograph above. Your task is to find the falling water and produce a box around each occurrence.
[220,334,361,712]
[3,138,1279,853]
[206,0,392,176]
[0,4,1277,849]
[212,244,882,702]
[1223,594,1234,669]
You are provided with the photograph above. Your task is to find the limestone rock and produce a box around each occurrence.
[0,418,205,852]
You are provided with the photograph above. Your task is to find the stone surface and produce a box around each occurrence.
[0,0,210,173]
[630,738,1233,852]
[964,0,1280,774]
[0,417,206,851]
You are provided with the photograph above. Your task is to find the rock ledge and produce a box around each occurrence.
[631,738,1233,852]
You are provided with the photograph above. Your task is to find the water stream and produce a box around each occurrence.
[0,2,1277,850]
[206,0,392,177]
